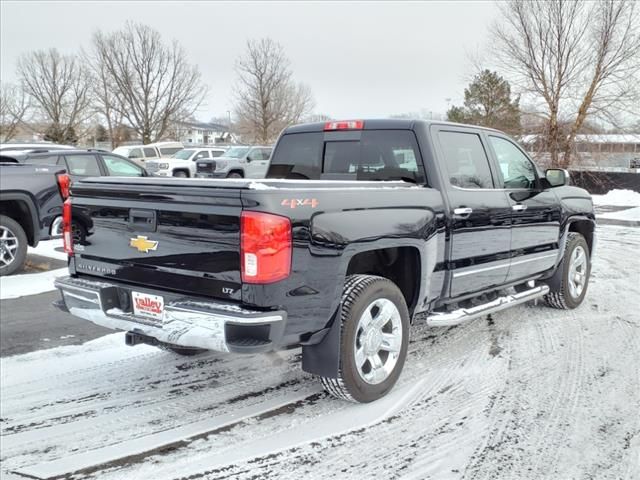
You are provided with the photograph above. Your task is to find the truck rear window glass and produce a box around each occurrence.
[267,130,425,182]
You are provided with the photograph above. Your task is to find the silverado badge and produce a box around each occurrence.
[129,235,158,253]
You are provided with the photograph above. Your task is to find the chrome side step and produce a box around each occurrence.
[425,285,550,327]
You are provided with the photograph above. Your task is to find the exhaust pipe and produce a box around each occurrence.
[426,285,549,327]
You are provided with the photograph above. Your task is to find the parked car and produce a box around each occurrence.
[3,149,148,240]
[53,119,595,403]
[0,163,69,276]
[112,141,183,163]
[2,149,148,182]
[0,142,76,159]
[145,147,227,178]
[195,145,272,178]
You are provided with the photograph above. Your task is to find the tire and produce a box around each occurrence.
[158,343,206,356]
[226,172,243,178]
[173,171,188,178]
[545,232,590,309]
[321,275,410,403]
[0,215,28,277]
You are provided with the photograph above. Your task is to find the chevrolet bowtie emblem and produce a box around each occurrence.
[129,235,158,253]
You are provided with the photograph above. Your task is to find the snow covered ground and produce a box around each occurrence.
[0,240,67,300]
[1,224,639,480]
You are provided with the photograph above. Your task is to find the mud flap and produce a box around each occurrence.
[301,311,341,378]
[545,255,565,292]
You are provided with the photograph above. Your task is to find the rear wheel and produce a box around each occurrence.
[0,215,28,276]
[545,232,590,309]
[321,275,410,403]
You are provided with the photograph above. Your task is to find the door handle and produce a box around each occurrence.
[453,207,473,217]
[512,204,528,212]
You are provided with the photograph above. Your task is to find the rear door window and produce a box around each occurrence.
[267,130,425,182]
[437,131,494,189]
[64,154,102,176]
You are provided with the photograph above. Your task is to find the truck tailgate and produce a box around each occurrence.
[70,179,244,300]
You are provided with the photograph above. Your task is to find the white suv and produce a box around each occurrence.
[112,141,183,164]
[145,147,228,177]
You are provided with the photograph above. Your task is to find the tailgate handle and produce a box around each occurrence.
[129,209,157,232]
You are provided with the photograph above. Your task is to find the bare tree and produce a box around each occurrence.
[0,83,30,142]
[493,0,640,168]
[17,49,91,144]
[84,47,124,149]
[90,22,208,144]
[234,38,314,144]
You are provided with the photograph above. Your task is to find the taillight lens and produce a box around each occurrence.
[240,211,291,284]
[57,173,70,200]
[324,120,364,131]
[62,198,73,255]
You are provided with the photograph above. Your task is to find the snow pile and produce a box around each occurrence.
[600,206,640,222]
[0,267,66,300]
[592,189,640,207]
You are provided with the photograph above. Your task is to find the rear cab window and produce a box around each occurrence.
[267,130,425,183]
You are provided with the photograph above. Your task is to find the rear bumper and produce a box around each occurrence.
[54,275,286,354]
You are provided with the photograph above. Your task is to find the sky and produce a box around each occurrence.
[0,1,499,122]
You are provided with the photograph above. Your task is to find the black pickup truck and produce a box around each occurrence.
[0,163,69,275]
[54,120,595,402]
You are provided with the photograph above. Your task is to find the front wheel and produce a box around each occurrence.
[226,172,243,178]
[321,275,410,403]
[173,171,188,178]
[545,232,591,309]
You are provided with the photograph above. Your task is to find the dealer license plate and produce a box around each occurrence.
[132,291,165,323]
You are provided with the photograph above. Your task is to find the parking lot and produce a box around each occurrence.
[1,224,638,480]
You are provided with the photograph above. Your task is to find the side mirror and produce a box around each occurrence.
[246,155,253,162]
[545,168,569,187]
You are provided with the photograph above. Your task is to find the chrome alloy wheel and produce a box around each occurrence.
[568,245,588,299]
[0,226,19,268]
[354,298,403,385]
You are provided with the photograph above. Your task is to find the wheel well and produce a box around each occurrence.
[346,246,420,314]
[173,169,189,177]
[0,200,35,245]
[228,169,244,177]
[568,220,595,253]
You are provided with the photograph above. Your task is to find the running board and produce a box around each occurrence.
[425,285,550,327]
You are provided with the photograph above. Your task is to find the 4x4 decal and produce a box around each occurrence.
[281,198,319,209]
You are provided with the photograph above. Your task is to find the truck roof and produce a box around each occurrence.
[284,118,503,135]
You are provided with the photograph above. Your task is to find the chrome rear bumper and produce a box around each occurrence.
[54,276,286,353]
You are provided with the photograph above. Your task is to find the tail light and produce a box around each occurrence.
[240,211,291,284]
[324,120,364,131]
[62,198,73,255]
[57,173,70,200]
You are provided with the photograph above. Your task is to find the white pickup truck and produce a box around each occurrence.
[145,147,228,177]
